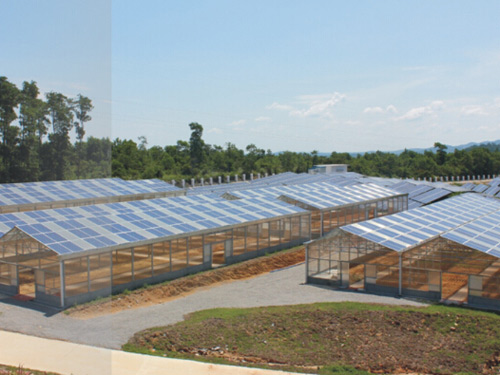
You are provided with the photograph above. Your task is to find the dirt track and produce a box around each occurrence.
[69,247,306,319]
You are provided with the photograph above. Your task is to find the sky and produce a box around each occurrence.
[1,0,499,153]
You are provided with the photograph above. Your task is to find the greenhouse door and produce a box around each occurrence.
[349,263,364,290]
[441,273,468,303]
[17,265,36,297]
[209,239,233,267]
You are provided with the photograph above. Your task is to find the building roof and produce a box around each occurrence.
[0,194,308,258]
[0,178,180,209]
[342,193,500,253]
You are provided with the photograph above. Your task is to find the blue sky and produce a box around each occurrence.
[1,1,499,152]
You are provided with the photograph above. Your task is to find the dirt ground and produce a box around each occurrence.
[69,246,305,319]
[127,305,500,375]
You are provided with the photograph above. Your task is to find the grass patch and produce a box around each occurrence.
[124,302,500,374]
[0,364,60,375]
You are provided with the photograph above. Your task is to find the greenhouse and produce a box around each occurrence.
[306,193,500,310]
[0,178,182,214]
[0,195,310,308]
[224,182,408,237]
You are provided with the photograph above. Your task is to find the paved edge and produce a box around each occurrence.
[0,330,308,375]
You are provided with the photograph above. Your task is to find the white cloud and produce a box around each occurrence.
[363,105,398,114]
[396,100,444,121]
[386,105,398,113]
[363,106,384,114]
[461,105,488,116]
[267,102,293,111]
[229,119,246,126]
[267,92,346,119]
[207,128,223,134]
[255,116,271,122]
[494,98,500,108]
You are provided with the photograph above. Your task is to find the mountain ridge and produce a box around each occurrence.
[305,139,500,157]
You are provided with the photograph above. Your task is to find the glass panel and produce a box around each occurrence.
[246,224,258,252]
[232,228,246,256]
[269,219,281,247]
[112,249,133,286]
[64,257,88,297]
[89,253,111,292]
[291,217,301,241]
[189,235,204,266]
[257,223,269,250]
[171,238,187,271]
[133,245,152,281]
[153,241,170,275]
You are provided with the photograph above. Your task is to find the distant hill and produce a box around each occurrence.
[280,140,500,157]
[349,140,500,157]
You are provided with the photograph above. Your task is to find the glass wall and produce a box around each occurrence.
[307,232,500,308]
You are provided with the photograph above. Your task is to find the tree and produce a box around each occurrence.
[434,142,448,165]
[18,81,48,181]
[189,122,205,174]
[46,92,74,180]
[0,76,21,181]
[71,94,93,178]
[72,94,93,142]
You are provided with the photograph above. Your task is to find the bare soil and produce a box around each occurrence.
[125,303,500,375]
[68,246,305,319]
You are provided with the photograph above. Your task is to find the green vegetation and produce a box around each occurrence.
[0,364,59,375]
[0,76,108,182]
[2,75,500,183]
[124,302,500,374]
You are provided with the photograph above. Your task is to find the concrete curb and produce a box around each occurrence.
[0,330,307,375]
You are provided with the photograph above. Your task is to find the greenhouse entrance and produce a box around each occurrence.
[442,272,468,303]
[206,239,232,267]
[17,265,36,297]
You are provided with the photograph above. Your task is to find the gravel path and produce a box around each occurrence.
[0,263,426,349]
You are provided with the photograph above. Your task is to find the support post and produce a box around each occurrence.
[60,261,65,308]
[398,254,402,296]
[320,211,324,237]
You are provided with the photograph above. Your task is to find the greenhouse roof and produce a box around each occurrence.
[226,183,401,210]
[186,172,363,195]
[387,180,458,208]
[277,184,402,210]
[0,178,180,208]
[0,194,307,257]
[342,193,500,252]
[442,211,500,258]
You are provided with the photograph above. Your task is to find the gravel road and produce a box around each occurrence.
[0,263,426,349]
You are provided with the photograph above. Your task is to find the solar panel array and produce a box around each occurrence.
[1,194,307,256]
[442,211,500,258]
[387,180,457,208]
[342,193,500,252]
[472,184,489,193]
[187,172,364,196]
[457,180,500,198]
[225,182,401,210]
[489,177,500,187]
[0,178,180,208]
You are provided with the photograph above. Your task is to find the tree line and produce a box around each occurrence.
[112,124,500,182]
[0,76,109,182]
[2,76,500,184]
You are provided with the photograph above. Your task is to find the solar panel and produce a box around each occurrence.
[0,178,181,209]
[0,194,308,256]
[342,193,500,252]
[472,184,489,193]
[411,188,450,204]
